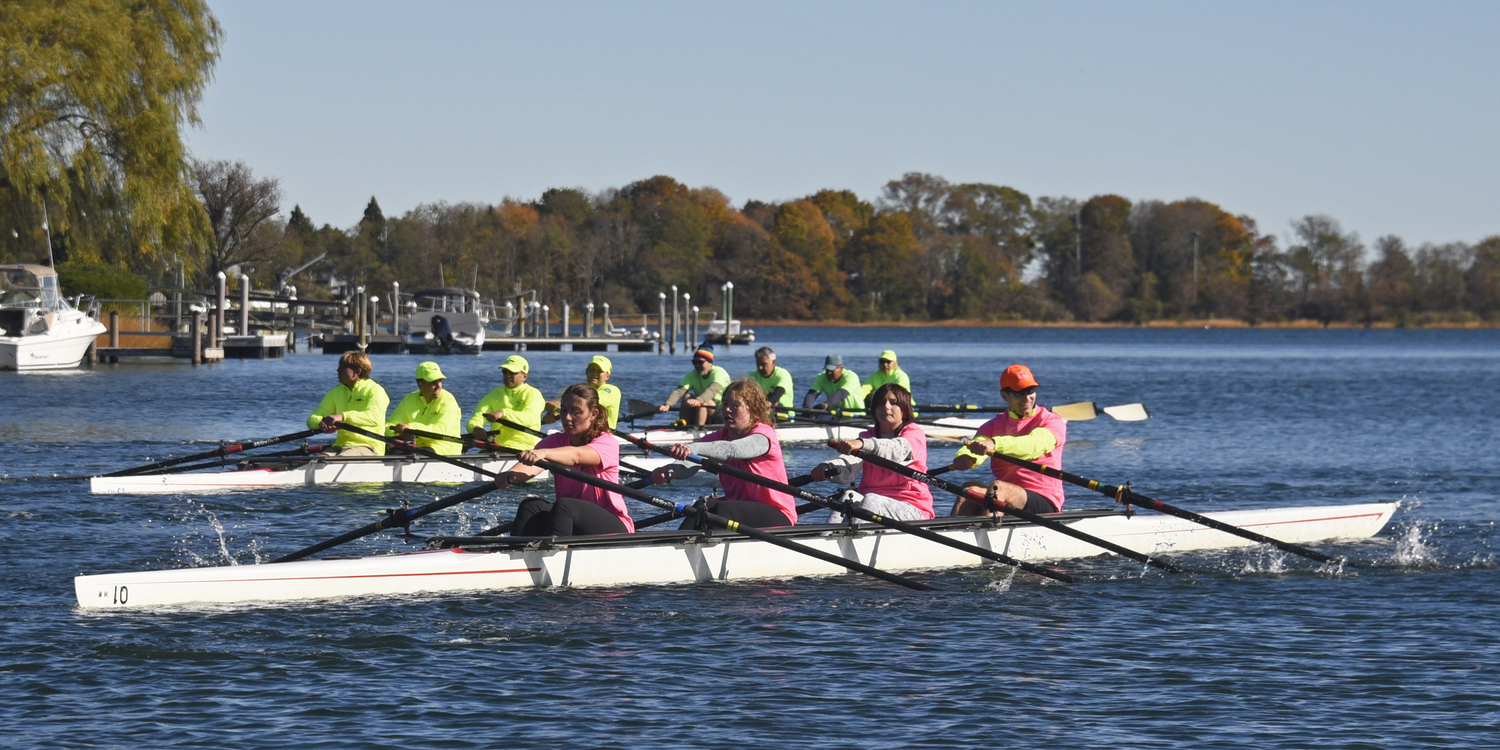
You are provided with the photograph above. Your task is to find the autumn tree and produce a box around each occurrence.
[194,159,283,281]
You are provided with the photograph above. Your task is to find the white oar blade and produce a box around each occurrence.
[1101,403,1150,421]
[1050,402,1100,421]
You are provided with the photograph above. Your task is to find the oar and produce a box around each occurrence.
[634,472,823,531]
[334,424,508,480]
[403,428,519,456]
[142,443,331,475]
[476,465,705,536]
[102,428,323,477]
[612,429,1077,583]
[912,402,1151,422]
[518,454,934,591]
[850,448,1185,573]
[490,416,661,480]
[273,482,500,563]
[978,451,1355,567]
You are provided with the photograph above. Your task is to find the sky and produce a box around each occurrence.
[184,0,1500,248]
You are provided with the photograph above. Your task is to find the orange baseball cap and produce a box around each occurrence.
[1000,364,1039,391]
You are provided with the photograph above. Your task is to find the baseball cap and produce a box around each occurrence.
[587,355,612,373]
[1000,364,1040,391]
[414,361,446,381]
[499,355,530,374]
[878,349,897,363]
[824,354,843,372]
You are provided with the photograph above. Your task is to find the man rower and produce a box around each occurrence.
[948,364,1067,515]
[803,354,863,414]
[657,344,730,426]
[468,354,545,451]
[862,349,912,405]
[547,355,623,429]
[307,351,391,456]
[387,361,463,455]
[746,346,793,419]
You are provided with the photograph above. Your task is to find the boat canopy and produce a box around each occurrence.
[0,264,62,310]
[409,287,481,313]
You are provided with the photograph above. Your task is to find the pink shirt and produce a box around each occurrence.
[700,422,797,525]
[536,432,635,532]
[857,423,935,519]
[975,406,1067,511]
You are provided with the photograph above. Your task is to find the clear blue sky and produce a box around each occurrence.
[186,0,1500,249]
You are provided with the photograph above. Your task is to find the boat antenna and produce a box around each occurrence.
[40,197,55,270]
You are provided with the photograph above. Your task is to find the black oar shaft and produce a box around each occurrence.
[273,482,498,563]
[982,452,1352,566]
[337,424,506,479]
[612,431,1074,583]
[104,428,322,477]
[526,456,933,591]
[856,449,1184,573]
[490,417,654,479]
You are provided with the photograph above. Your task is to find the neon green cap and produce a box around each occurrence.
[879,350,898,362]
[499,355,530,374]
[415,361,446,381]
[587,355,613,373]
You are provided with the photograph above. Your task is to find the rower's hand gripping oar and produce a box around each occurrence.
[102,428,323,477]
[979,450,1355,567]
[489,416,657,479]
[613,429,1076,583]
[273,482,500,563]
[516,454,934,591]
[853,448,1185,574]
[475,465,704,536]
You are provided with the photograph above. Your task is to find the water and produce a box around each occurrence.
[3,327,1497,748]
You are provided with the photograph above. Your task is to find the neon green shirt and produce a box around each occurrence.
[307,378,391,455]
[679,366,732,401]
[862,368,912,401]
[387,389,463,455]
[810,369,863,412]
[747,366,794,409]
[467,383,544,450]
[953,408,1059,466]
[599,383,622,429]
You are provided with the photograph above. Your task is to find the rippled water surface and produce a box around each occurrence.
[3,327,1498,748]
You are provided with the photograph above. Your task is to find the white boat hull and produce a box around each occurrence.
[0,313,106,371]
[89,454,702,495]
[75,502,1398,609]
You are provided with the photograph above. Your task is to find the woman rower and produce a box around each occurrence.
[653,379,797,528]
[811,383,934,523]
[496,383,635,537]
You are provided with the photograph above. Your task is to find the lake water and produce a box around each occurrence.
[3,326,1497,748]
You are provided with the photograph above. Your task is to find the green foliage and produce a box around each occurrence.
[0,0,220,270]
[55,261,147,300]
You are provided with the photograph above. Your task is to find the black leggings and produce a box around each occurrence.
[678,498,791,530]
[513,496,629,537]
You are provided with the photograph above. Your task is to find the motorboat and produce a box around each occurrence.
[404,287,487,354]
[0,264,108,371]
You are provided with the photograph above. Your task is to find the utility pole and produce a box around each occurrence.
[1075,210,1082,277]
[1190,231,1200,308]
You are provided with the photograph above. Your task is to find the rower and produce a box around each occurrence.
[468,354,545,451]
[803,354,863,415]
[546,355,622,429]
[652,379,796,528]
[387,361,463,456]
[949,364,1067,515]
[861,349,912,406]
[812,383,933,523]
[498,382,635,536]
[657,344,730,426]
[745,346,794,420]
[307,350,391,456]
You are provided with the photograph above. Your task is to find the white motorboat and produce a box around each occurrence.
[404,287,487,354]
[89,452,708,495]
[74,501,1397,608]
[0,264,108,371]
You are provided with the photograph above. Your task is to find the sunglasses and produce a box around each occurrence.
[1003,386,1038,397]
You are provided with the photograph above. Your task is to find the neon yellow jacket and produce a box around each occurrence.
[599,383,622,429]
[862,369,912,401]
[953,408,1059,466]
[467,383,544,450]
[387,389,463,455]
[307,378,391,455]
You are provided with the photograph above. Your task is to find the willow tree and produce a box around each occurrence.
[0,0,221,268]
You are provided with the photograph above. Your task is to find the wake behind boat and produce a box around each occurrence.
[75,501,1397,609]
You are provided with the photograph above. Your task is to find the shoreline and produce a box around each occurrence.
[736,317,1500,330]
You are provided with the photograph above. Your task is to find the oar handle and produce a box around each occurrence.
[854,448,1184,574]
[273,482,498,563]
[983,452,1351,566]
[492,416,654,479]
[614,429,1074,583]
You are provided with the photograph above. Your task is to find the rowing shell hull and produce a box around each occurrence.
[88,455,696,495]
[75,502,1397,609]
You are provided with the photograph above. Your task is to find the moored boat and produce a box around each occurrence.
[74,501,1397,609]
[88,453,703,494]
[0,264,108,371]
